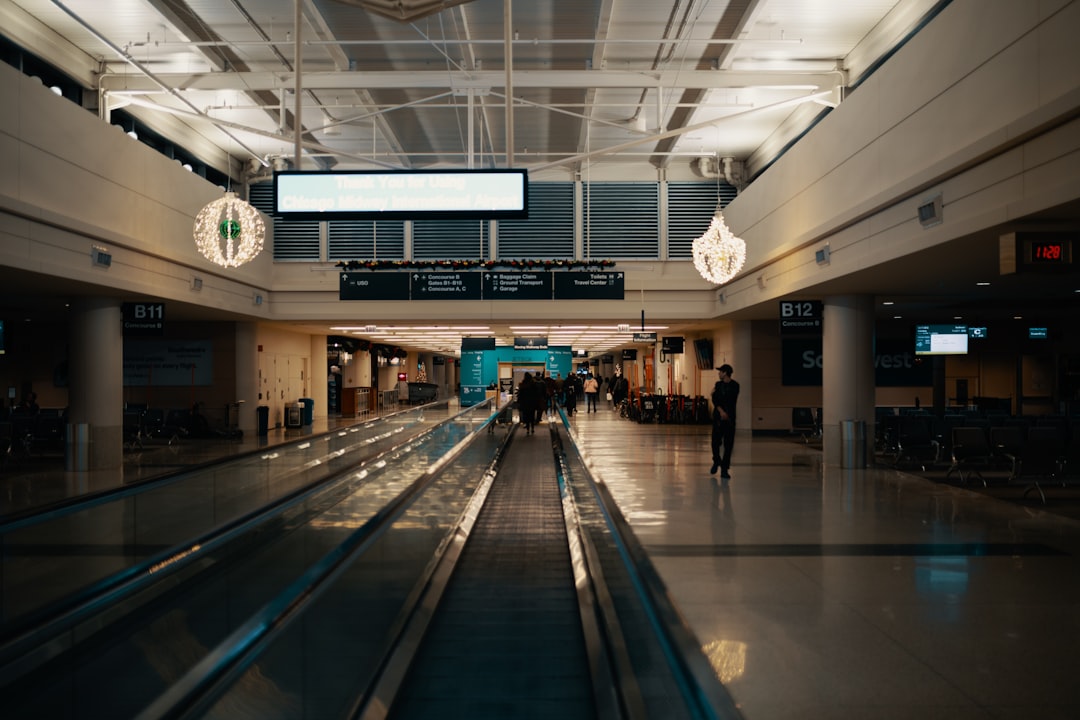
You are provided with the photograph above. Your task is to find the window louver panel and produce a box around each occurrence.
[328,221,405,260]
[496,182,574,259]
[667,181,738,259]
[412,219,488,260]
[581,182,658,259]
[248,182,320,261]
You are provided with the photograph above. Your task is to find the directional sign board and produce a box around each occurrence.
[483,272,552,300]
[340,270,623,301]
[411,272,482,300]
[552,272,624,300]
[514,336,548,349]
[340,272,410,300]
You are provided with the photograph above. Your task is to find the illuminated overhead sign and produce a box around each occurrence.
[274,169,528,220]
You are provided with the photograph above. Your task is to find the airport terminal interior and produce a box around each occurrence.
[2,1,1080,718]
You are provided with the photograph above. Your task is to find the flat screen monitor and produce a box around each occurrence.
[661,336,684,354]
[915,324,968,355]
[1028,327,1048,339]
[968,326,988,339]
[693,338,714,370]
[273,169,528,220]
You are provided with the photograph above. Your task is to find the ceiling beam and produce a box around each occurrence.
[98,69,841,93]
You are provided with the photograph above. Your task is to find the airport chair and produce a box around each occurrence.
[945,426,994,485]
[895,415,939,471]
[989,425,1026,479]
[123,410,145,451]
[1013,426,1066,503]
[791,407,819,443]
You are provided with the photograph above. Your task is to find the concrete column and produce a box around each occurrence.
[822,295,876,466]
[309,333,327,419]
[235,322,258,434]
[67,297,123,470]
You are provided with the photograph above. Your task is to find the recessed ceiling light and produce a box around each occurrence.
[976,282,990,286]
[882,301,894,306]
[893,315,902,319]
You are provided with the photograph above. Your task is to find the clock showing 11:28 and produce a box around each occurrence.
[1024,237,1072,265]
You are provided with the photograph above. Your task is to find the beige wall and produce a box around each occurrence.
[256,324,316,429]
[719,0,1080,320]
[0,63,275,314]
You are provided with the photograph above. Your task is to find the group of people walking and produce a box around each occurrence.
[515,370,617,433]
[514,363,740,482]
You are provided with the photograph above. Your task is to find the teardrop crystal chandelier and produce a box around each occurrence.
[193,192,265,268]
[692,210,746,285]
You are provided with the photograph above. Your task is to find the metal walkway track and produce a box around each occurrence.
[388,426,594,720]
[1,407,740,719]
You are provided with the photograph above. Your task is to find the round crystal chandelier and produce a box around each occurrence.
[692,211,746,285]
[193,192,265,268]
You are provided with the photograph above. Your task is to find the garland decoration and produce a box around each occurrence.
[334,259,615,271]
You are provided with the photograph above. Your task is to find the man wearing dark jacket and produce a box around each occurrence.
[710,364,739,479]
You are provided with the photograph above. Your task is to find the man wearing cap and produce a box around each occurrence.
[710,364,739,479]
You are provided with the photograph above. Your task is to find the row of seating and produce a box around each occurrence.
[123,405,241,449]
[945,424,1080,501]
[1,409,67,468]
[876,413,1080,502]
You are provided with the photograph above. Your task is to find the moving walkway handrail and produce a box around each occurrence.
[558,412,742,720]
[550,419,645,720]
[0,402,485,682]
[0,402,441,532]
[134,402,502,720]
[0,404,438,634]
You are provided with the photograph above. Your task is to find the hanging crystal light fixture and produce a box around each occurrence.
[193,192,265,268]
[692,210,746,285]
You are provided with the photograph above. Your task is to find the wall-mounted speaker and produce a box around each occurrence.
[917,194,943,228]
[91,246,112,267]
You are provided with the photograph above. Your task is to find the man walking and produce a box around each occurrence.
[710,364,739,479]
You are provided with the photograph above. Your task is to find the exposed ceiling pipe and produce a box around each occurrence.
[121,37,799,49]
[624,0,696,128]
[532,90,829,173]
[49,0,264,164]
[504,0,513,168]
[118,96,403,169]
[294,0,303,167]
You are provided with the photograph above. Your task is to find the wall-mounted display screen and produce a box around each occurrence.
[693,338,714,370]
[274,169,528,220]
[661,336,684,354]
[1028,327,1048,339]
[915,324,968,355]
[968,326,988,339]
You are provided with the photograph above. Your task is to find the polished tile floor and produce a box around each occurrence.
[567,406,1080,720]
[4,403,1080,719]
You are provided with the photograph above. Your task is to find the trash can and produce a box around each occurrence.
[256,405,269,437]
[286,402,303,429]
[840,419,867,468]
[65,423,91,472]
[299,398,314,425]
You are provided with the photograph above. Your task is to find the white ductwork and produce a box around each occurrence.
[690,156,720,179]
[722,157,747,192]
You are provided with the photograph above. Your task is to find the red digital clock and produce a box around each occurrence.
[1024,237,1072,265]
[1031,241,1065,262]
